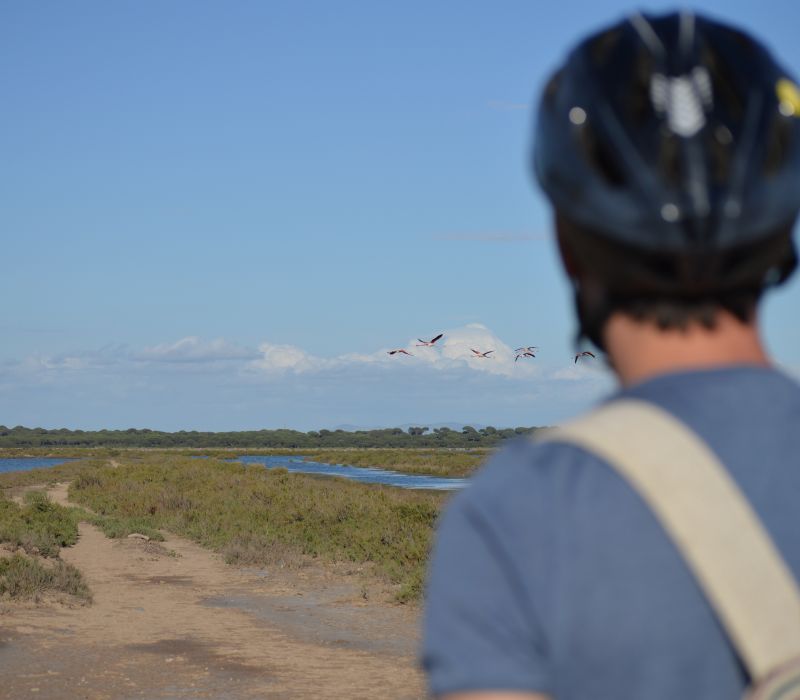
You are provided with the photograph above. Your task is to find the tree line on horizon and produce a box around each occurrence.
[0,424,540,449]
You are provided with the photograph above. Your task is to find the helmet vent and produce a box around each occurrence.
[701,44,744,120]
[763,111,793,175]
[707,126,734,184]
[650,68,713,137]
[590,27,624,66]
[579,122,627,186]
[658,131,683,186]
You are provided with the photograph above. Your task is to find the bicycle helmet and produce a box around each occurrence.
[533,11,800,344]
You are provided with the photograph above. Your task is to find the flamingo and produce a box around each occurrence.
[574,351,596,363]
[416,333,444,347]
[515,352,536,362]
[471,349,494,358]
[515,346,539,353]
[387,349,413,356]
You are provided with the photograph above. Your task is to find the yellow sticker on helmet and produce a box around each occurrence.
[776,78,800,117]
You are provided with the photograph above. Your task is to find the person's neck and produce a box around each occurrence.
[604,310,771,388]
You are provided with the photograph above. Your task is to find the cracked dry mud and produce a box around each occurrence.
[0,483,425,699]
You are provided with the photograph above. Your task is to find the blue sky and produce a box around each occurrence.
[3,1,800,431]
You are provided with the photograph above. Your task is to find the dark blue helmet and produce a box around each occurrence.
[534,12,800,255]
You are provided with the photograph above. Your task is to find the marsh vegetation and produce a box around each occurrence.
[305,449,487,477]
[0,445,483,603]
[0,490,91,602]
[66,454,446,601]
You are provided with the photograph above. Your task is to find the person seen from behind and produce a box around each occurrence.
[423,11,800,700]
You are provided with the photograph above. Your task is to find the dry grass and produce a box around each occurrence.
[222,534,307,569]
[69,454,449,601]
[0,553,91,602]
[305,449,488,477]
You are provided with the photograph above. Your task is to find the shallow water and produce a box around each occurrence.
[0,457,76,474]
[0,454,467,490]
[234,455,467,491]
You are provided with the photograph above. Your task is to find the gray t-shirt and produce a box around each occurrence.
[422,366,800,699]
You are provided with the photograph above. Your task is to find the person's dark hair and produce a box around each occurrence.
[556,212,797,348]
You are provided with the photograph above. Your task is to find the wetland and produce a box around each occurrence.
[0,446,492,698]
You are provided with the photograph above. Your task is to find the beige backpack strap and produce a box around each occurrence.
[539,398,800,681]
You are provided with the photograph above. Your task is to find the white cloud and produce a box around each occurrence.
[136,337,258,363]
[249,342,324,374]
[404,323,538,378]
[4,326,598,389]
[33,356,91,371]
[551,361,604,381]
[242,324,542,379]
[337,352,385,364]
[7,345,125,376]
[246,343,395,376]
[0,328,614,430]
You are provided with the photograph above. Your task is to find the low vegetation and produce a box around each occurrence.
[0,491,91,602]
[0,448,475,602]
[0,491,80,557]
[306,449,489,477]
[68,454,448,601]
[0,554,91,602]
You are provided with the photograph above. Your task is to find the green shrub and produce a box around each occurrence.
[0,554,91,601]
[0,492,80,557]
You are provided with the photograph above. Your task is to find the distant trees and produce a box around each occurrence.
[0,423,538,449]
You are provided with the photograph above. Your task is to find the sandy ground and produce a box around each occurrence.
[0,483,426,699]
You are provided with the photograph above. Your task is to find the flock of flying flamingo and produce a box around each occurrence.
[387,333,597,365]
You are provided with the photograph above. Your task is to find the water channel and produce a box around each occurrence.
[0,456,467,491]
[234,455,467,490]
[0,457,76,474]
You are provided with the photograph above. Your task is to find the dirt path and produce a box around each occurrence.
[0,483,426,699]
